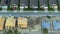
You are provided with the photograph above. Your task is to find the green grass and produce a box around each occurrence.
[48,8,54,11]
[24,11,34,12]
[38,11,44,12]
[7,7,14,11]
[16,8,20,11]
[23,8,34,11]
[7,7,21,11]
[48,11,54,12]
[37,8,45,11]
[0,7,2,11]
[57,8,60,11]
[37,8,45,12]
[41,28,48,34]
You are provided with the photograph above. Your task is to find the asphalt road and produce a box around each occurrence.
[0,12,59,16]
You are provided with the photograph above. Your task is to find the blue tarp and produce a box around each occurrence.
[42,20,50,29]
[53,20,60,30]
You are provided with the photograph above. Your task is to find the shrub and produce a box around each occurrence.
[17,8,20,10]
[41,28,48,34]
[7,7,13,11]
[37,8,45,11]
[23,8,34,11]
[0,7,2,10]
[48,8,54,11]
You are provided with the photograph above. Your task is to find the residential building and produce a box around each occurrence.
[18,17,28,29]
[5,16,16,29]
[0,17,5,30]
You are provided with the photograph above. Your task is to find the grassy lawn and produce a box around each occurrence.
[7,10,14,12]
[57,9,60,12]
[48,11,55,12]
[23,11,34,12]
[23,7,35,10]
[38,11,45,12]
[48,8,55,11]
[37,8,45,11]
[23,10,34,12]
[0,8,60,13]
[58,11,60,12]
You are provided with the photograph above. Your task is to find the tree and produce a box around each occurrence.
[0,0,1,3]
[14,29,18,34]
[3,19,6,30]
[28,0,30,8]
[7,0,11,9]
[18,32,21,34]
[24,33,27,34]
[8,29,13,34]
[0,0,2,10]
[46,0,50,10]
[56,0,60,10]
[42,28,48,34]
[37,0,40,10]
[24,0,34,10]
[46,16,53,32]
[3,30,7,34]
[18,0,20,9]
[46,0,54,11]
[37,0,44,10]
[46,16,51,19]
